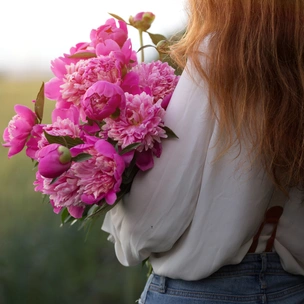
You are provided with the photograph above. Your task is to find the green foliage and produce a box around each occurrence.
[44,132,84,148]
[119,142,141,155]
[69,52,97,59]
[108,13,128,24]
[146,32,167,45]
[163,126,179,139]
[34,82,45,123]
[72,153,92,163]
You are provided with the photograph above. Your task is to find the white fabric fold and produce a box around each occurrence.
[102,58,304,280]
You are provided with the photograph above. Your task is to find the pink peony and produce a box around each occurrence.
[3,105,37,157]
[103,92,167,151]
[129,12,155,31]
[37,144,72,178]
[34,171,85,218]
[81,81,125,121]
[70,139,125,205]
[45,54,123,110]
[45,109,82,138]
[90,18,128,48]
[95,38,138,69]
[44,41,96,103]
[124,61,180,103]
[26,109,82,160]
[59,55,123,106]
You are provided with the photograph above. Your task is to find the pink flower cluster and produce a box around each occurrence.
[2,15,180,219]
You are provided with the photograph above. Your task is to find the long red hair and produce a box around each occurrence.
[170,0,304,192]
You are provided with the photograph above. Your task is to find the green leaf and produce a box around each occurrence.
[110,107,120,119]
[142,257,149,268]
[60,208,70,225]
[35,82,45,123]
[44,132,84,148]
[141,258,153,278]
[156,40,170,54]
[70,219,78,226]
[108,13,128,24]
[87,204,100,217]
[69,52,96,59]
[163,126,179,139]
[122,165,139,185]
[41,194,49,205]
[147,32,167,45]
[86,117,99,126]
[137,44,156,54]
[107,138,118,147]
[86,203,115,220]
[50,177,59,185]
[72,153,92,163]
[119,142,141,155]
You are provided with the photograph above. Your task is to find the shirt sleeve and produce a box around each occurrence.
[102,60,216,266]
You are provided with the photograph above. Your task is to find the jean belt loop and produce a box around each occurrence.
[159,276,166,294]
[261,252,267,272]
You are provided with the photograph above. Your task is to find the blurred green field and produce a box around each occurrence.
[0,77,147,304]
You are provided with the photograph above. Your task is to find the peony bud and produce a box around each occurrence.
[38,144,72,178]
[129,12,155,31]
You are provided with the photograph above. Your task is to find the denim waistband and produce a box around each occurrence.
[150,253,285,286]
[143,253,304,303]
[206,252,285,278]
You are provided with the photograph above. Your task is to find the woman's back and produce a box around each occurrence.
[103,57,304,280]
[103,0,304,302]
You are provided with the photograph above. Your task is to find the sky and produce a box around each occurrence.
[1,0,187,76]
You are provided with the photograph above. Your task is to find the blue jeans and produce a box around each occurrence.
[139,253,304,304]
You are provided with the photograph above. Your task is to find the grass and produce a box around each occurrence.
[0,77,147,304]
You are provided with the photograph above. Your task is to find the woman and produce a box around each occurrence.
[102,0,304,303]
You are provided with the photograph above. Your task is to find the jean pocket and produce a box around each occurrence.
[139,274,154,304]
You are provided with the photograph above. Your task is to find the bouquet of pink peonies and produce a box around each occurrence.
[2,12,179,227]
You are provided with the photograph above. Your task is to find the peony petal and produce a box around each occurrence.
[45,77,63,100]
[135,150,154,171]
[152,142,162,158]
[50,58,67,78]
[105,191,117,205]
[81,122,101,135]
[161,92,173,110]
[70,144,93,157]
[94,139,117,157]
[121,71,141,94]
[120,150,135,167]
[7,139,26,158]
[52,105,80,124]
[68,205,85,218]
[14,105,36,123]
[96,39,120,56]
[81,193,103,205]
[50,200,62,214]
[2,127,9,142]
[37,143,60,159]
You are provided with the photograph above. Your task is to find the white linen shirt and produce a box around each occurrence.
[102,60,304,280]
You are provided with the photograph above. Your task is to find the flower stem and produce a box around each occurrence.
[139,30,144,62]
